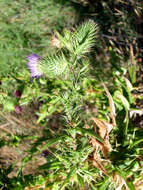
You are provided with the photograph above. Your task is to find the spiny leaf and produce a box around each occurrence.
[40,135,66,151]
[72,20,98,56]
[39,53,68,78]
[56,29,73,52]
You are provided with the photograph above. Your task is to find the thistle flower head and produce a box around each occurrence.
[15,105,22,114]
[14,90,22,98]
[41,149,49,158]
[27,54,42,79]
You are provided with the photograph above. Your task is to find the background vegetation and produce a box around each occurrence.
[0,0,143,189]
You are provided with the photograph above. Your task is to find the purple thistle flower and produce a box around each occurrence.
[14,90,22,98]
[15,105,22,114]
[27,54,42,79]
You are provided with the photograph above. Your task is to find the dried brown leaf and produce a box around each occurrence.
[112,172,129,190]
[92,150,108,176]
[90,137,108,175]
[124,77,133,91]
[0,123,13,135]
[90,117,113,158]
[88,85,116,173]
[51,34,61,48]
[91,117,113,138]
[24,184,45,190]
[130,44,137,65]
[134,178,143,190]
[91,117,107,138]
[101,139,112,158]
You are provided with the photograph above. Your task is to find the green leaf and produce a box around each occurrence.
[114,90,129,135]
[77,174,84,187]
[4,99,15,111]
[129,65,136,84]
[90,183,98,190]
[40,162,62,170]
[99,177,111,190]
[131,139,143,147]
[75,127,104,143]
[115,91,130,111]
[41,135,66,150]
[60,166,77,190]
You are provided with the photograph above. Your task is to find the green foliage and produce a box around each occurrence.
[56,20,98,57]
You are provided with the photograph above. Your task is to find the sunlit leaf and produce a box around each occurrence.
[103,83,116,126]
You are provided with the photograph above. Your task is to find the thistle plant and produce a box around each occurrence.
[0,20,142,190]
[34,20,99,121]
[15,20,141,190]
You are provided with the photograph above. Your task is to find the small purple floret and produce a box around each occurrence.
[14,90,22,98]
[15,106,22,114]
[27,54,42,79]
[41,150,49,158]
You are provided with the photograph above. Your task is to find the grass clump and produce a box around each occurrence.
[0,0,77,76]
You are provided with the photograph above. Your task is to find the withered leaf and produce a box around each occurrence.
[112,172,129,190]
[92,149,108,176]
[90,117,113,158]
